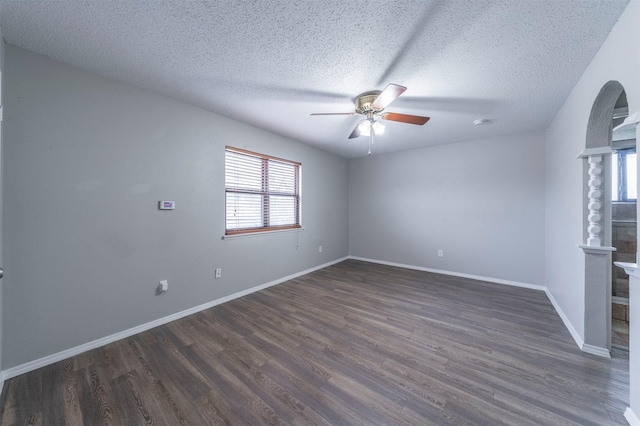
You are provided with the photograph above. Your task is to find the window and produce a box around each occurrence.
[225,146,301,235]
[612,147,637,202]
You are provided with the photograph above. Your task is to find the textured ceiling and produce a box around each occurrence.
[0,0,630,158]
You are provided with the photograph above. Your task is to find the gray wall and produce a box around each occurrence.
[348,130,546,286]
[545,0,639,414]
[546,0,639,340]
[2,45,349,369]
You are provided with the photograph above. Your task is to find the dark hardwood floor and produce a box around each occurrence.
[0,259,629,425]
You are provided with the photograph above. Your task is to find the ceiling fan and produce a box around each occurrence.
[311,83,430,155]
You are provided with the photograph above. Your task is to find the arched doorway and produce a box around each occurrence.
[580,80,627,357]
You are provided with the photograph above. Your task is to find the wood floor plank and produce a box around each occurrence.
[193,388,258,426]
[182,343,251,409]
[0,259,630,425]
[109,374,150,425]
[213,349,302,424]
[0,364,43,425]
[125,336,201,425]
[259,361,345,425]
[75,365,118,425]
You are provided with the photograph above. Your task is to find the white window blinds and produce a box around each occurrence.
[225,146,301,235]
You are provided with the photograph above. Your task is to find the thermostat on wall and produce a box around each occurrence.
[159,201,176,210]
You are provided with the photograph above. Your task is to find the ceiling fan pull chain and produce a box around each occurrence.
[368,131,373,156]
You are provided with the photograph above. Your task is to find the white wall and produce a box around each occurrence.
[545,0,640,417]
[349,130,546,286]
[2,45,349,370]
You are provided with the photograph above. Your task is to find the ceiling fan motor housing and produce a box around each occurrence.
[355,92,383,114]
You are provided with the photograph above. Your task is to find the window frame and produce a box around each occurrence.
[225,146,302,236]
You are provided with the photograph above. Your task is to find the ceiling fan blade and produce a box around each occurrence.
[348,124,361,139]
[371,83,407,110]
[310,112,358,116]
[380,112,430,125]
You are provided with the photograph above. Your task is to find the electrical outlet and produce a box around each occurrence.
[215,268,222,279]
[319,245,323,253]
[156,280,168,295]
[438,250,444,257]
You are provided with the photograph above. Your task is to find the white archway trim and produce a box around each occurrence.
[579,245,616,253]
[577,146,614,158]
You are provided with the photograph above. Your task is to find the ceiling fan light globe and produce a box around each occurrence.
[358,120,371,136]
[372,121,385,135]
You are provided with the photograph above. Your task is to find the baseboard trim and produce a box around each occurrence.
[581,343,611,358]
[348,256,546,291]
[1,256,349,382]
[544,288,585,349]
[626,407,640,426]
[543,287,611,358]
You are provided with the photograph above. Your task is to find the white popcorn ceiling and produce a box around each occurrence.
[0,0,630,158]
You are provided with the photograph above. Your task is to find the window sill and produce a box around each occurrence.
[222,227,304,240]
